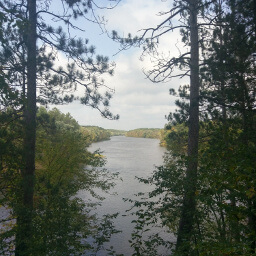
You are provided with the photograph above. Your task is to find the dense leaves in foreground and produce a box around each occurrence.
[123,0,256,255]
[1,0,119,255]
[0,107,120,255]
[127,119,255,255]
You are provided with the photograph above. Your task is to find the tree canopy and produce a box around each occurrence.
[111,0,256,255]
[0,1,119,255]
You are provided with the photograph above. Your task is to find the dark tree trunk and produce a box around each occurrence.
[176,0,199,254]
[15,0,37,255]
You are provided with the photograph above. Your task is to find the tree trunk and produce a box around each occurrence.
[176,0,199,254]
[15,0,37,255]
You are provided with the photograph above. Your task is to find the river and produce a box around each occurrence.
[79,136,168,255]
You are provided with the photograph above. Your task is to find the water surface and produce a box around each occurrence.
[80,136,167,255]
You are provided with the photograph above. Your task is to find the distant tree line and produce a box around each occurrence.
[108,129,127,136]
[126,128,162,139]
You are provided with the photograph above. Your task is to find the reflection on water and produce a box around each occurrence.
[79,136,169,255]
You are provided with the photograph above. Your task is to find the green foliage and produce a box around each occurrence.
[0,108,24,255]
[133,0,256,254]
[124,152,186,255]
[81,125,111,144]
[159,124,188,153]
[127,117,256,255]
[195,120,256,256]
[120,0,256,254]
[0,1,120,252]
[120,0,256,253]
[0,0,119,116]
[0,74,22,110]
[0,107,120,255]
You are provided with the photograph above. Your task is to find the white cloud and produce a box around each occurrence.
[103,0,172,34]
[50,0,188,130]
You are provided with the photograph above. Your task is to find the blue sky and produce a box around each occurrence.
[50,0,188,130]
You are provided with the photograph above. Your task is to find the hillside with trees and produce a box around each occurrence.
[81,126,111,144]
[0,107,118,255]
[126,128,162,139]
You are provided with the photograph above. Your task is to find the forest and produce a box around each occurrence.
[125,128,162,139]
[0,0,256,256]
[81,126,111,144]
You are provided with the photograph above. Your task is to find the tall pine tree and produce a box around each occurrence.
[0,1,119,255]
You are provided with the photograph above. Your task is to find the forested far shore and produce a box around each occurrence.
[80,126,168,145]
[81,126,128,143]
[80,126,186,149]
[81,126,111,143]
[81,127,172,148]
[125,128,162,139]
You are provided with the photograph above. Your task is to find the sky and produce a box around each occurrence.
[51,0,188,131]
